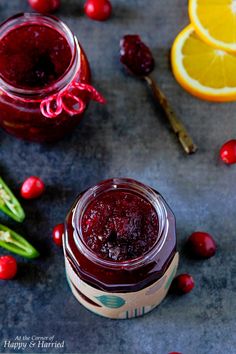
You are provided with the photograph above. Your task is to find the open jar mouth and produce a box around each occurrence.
[71,178,169,270]
[0,13,80,99]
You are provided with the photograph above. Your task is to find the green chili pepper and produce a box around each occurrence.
[0,224,39,259]
[0,177,25,222]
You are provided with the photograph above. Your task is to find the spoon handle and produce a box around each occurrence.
[145,75,197,154]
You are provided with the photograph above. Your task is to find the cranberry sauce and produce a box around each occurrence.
[0,14,91,142]
[81,190,159,261]
[65,180,177,292]
[120,35,155,76]
[0,24,72,89]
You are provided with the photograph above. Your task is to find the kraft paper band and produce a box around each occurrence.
[65,252,179,319]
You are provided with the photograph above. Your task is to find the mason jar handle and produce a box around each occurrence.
[40,82,105,119]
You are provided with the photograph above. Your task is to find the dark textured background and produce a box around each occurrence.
[0,1,235,353]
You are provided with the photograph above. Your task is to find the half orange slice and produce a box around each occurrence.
[171,25,236,101]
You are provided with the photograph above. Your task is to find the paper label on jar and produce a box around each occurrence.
[64,252,179,319]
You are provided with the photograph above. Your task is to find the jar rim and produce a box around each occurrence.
[71,178,169,270]
[0,13,80,99]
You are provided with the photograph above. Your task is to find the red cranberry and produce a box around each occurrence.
[84,0,112,21]
[120,35,155,76]
[187,232,217,259]
[220,139,236,164]
[171,274,195,294]
[21,176,45,199]
[28,0,60,13]
[168,352,182,354]
[0,255,17,280]
[52,223,64,247]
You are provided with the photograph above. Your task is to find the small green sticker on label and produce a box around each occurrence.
[95,295,126,308]
[164,267,177,290]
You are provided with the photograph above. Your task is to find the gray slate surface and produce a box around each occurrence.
[0,1,235,354]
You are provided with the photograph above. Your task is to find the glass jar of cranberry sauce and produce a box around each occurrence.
[64,178,179,319]
[0,13,104,142]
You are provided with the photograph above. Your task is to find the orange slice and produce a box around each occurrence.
[189,0,236,52]
[171,24,236,101]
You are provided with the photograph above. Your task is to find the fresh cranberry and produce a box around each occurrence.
[0,255,17,280]
[187,232,216,259]
[168,352,182,354]
[84,0,112,21]
[21,176,45,199]
[171,274,195,294]
[28,0,60,13]
[120,35,155,76]
[52,223,64,247]
[220,139,236,164]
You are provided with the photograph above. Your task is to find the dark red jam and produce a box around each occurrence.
[120,35,155,76]
[65,179,177,292]
[0,14,91,142]
[0,24,72,89]
[82,190,159,261]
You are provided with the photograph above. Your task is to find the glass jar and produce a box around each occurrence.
[0,13,104,142]
[63,178,179,319]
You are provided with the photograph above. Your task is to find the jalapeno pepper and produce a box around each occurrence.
[0,177,25,222]
[0,224,39,259]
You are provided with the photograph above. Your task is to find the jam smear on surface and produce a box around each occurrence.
[120,35,155,76]
[81,190,159,261]
[0,24,72,88]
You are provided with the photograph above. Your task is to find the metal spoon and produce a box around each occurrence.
[120,35,197,154]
